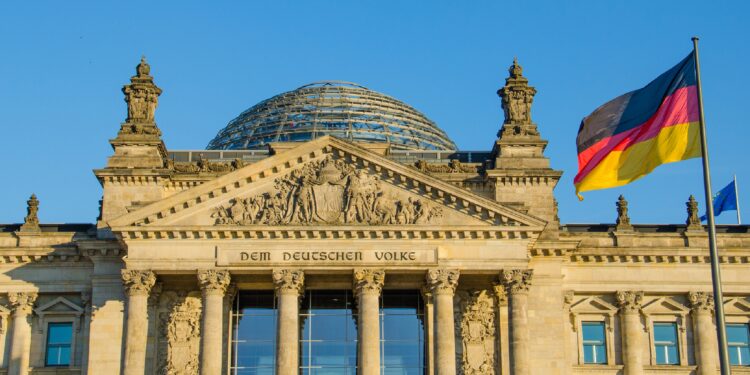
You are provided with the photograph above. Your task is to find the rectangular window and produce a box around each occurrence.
[45,322,73,366]
[300,290,358,374]
[581,322,607,364]
[380,290,425,374]
[231,291,277,374]
[653,322,679,365]
[727,323,750,366]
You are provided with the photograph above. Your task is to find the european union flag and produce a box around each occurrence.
[700,179,738,222]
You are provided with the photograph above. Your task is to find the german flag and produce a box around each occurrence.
[575,52,701,199]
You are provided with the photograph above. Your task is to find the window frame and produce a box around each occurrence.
[722,297,750,368]
[42,319,76,367]
[580,321,609,365]
[34,297,84,368]
[641,297,689,366]
[726,322,750,366]
[651,322,681,365]
[569,296,618,366]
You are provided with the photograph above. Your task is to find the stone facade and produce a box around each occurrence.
[0,57,748,375]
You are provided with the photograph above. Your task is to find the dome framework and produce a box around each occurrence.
[207,81,457,151]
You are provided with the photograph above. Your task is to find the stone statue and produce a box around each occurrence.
[19,194,40,232]
[497,58,539,138]
[119,56,163,138]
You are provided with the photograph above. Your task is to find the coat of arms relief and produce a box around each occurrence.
[457,290,496,375]
[156,291,202,375]
[211,154,443,225]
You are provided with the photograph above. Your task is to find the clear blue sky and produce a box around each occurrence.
[1,1,748,225]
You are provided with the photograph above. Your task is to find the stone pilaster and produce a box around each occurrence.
[121,270,156,375]
[493,283,510,375]
[500,269,533,375]
[421,287,435,375]
[426,269,459,375]
[353,269,385,375]
[80,291,92,375]
[197,270,231,375]
[688,292,718,375]
[616,291,644,375]
[273,269,304,375]
[7,292,36,375]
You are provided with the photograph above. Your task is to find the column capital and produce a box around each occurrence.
[688,291,714,315]
[420,285,433,302]
[499,269,533,295]
[8,292,37,316]
[197,270,231,296]
[425,269,459,295]
[121,269,156,296]
[492,283,509,306]
[273,269,305,296]
[616,290,644,313]
[353,269,385,297]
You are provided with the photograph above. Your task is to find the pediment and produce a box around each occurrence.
[34,297,84,316]
[724,297,750,315]
[570,296,618,315]
[109,136,546,239]
[641,297,689,316]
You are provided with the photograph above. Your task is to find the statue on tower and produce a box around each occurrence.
[497,58,539,138]
[118,56,163,137]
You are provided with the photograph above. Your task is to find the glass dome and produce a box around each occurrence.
[206,81,457,151]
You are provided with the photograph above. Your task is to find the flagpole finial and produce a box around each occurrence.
[692,36,699,42]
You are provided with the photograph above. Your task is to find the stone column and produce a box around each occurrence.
[689,292,719,375]
[7,292,37,375]
[197,270,231,375]
[421,287,435,375]
[616,291,645,375]
[492,284,510,375]
[121,270,156,375]
[353,269,385,375]
[273,269,305,375]
[499,269,533,375]
[426,269,459,375]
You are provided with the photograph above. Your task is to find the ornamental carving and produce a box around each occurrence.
[615,195,633,230]
[688,291,714,314]
[686,195,702,229]
[157,291,201,375]
[273,269,305,295]
[616,291,644,313]
[353,269,385,296]
[167,158,246,174]
[8,292,37,316]
[19,194,40,232]
[497,58,539,137]
[197,270,231,295]
[458,290,496,375]
[121,270,157,296]
[426,269,460,295]
[499,269,533,295]
[123,57,162,124]
[414,159,482,174]
[211,155,443,226]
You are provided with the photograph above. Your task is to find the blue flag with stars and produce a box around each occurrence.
[700,179,738,221]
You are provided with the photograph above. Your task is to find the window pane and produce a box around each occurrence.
[381,291,425,373]
[47,323,73,345]
[300,290,357,373]
[654,323,678,344]
[45,322,73,366]
[594,344,607,364]
[727,324,749,345]
[232,291,277,373]
[727,323,750,366]
[582,322,605,343]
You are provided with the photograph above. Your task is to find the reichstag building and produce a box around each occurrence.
[1,57,749,375]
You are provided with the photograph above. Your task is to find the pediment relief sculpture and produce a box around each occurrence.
[211,155,443,226]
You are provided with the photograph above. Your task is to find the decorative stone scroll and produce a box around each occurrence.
[353,269,385,296]
[212,154,443,226]
[499,269,533,295]
[197,270,231,296]
[156,291,201,375]
[121,270,157,296]
[414,159,482,174]
[426,269,460,295]
[272,269,305,296]
[8,292,37,316]
[167,158,246,174]
[616,291,644,313]
[458,290,496,375]
[688,291,714,314]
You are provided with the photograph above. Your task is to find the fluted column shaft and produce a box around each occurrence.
[689,292,719,375]
[426,269,459,375]
[617,291,645,375]
[273,269,305,375]
[500,269,533,375]
[198,270,231,375]
[354,269,384,375]
[121,270,156,375]
[8,292,36,375]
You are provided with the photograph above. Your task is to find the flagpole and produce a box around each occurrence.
[735,174,741,224]
[693,36,732,375]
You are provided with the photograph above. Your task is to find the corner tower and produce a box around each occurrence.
[487,59,562,233]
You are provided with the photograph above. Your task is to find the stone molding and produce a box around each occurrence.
[492,283,509,306]
[8,292,37,316]
[121,269,157,296]
[272,269,305,296]
[687,291,714,315]
[197,270,231,296]
[499,269,533,295]
[425,269,459,295]
[616,291,644,313]
[353,269,385,296]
